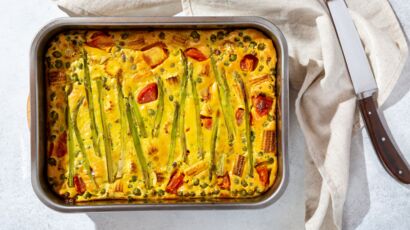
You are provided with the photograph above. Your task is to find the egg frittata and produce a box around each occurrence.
[45,29,278,202]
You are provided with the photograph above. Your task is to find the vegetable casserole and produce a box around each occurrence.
[45,28,278,202]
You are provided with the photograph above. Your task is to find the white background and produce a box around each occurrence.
[0,0,408,229]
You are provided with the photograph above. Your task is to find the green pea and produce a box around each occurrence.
[47,157,57,166]
[168,95,174,101]
[229,54,237,62]
[193,178,199,186]
[270,68,277,75]
[210,34,217,42]
[224,61,229,66]
[234,178,239,184]
[234,37,240,42]
[200,191,206,197]
[268,157,274,164]
[250,41,257,48]
[100,188,106,194]
[258,151,263,157]
[196,77,202,83]
[200,183,208,189]
[238,42,244,48]
[189,192,195,197]
[241,180,248,187]
[190,31,200,41]
[239,32,244,37]
[258,65,264,71]
[52,51,62,58]
[243,35,251,43]
[55,60,63,69]
[213,189,220,195]
[133,188,142,196]
[148,109,156,116]
[240,189,247,196]
[84,192,92,199]
[177,191,184,196]
[258,43,266,51]
[158,189,165,196]
[217,31,224,40]
[128,184,133,188]
[158,32,165,39]
[50,111,58,123]
[121,32,129,40]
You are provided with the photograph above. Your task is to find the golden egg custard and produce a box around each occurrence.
[45,29,278,202]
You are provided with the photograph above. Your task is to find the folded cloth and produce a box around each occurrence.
[52,0,408,229]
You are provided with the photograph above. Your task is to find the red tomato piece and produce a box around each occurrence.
[217,173,231,190]
[184,48,208,61]
[253,94,273,116]
[240,54,259,72]
[73,175,86,194]
[86,31,114,50]
[56,132,67,157]
[137,83,158,104]
[256,164,270,187]
[235,108,245,126]
[200,116,213,130]
[166,171,185,194]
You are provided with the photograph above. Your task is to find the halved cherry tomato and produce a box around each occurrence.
[166,171,185,194]
[256,164,270,186]
[56,132,67,157]
[235,108,245,126]
[137,83,158,104]
[184,48,208,61]
[73,175,86,194]
[217,173,231,190]
[86,31,114,50]
[240,54,258,72]
[253,94,273,116]
[200,116,213,130]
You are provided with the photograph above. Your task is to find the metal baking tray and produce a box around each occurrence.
[30,16,289,212]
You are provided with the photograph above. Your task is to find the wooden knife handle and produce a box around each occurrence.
[358,96,410,184]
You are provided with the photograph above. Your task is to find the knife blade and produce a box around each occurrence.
[326,0,410,183]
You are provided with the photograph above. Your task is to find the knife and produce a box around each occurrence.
[326,0,410,183]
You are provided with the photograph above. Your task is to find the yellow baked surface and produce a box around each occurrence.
[45,29,278,202]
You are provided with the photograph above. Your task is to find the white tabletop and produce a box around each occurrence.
[0,0,408,229]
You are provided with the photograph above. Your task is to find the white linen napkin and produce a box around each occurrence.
[52,0,408,229]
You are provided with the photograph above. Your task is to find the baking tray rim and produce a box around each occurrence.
[30,16,289,212]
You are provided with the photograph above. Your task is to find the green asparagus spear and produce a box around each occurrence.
[216,153,226,177]
[152,76,164,138]
[235,73,254,177]
[65,83,75,187]
[179,53,189,163]
[209,111,220,181]
[188,63,204,160]
[125,99,150,188]
[167,102,180,172]
[210,53,235,143]
[115,75,127,178]
[96,78,114,183]
[82,49,101,157]
[72,97,97,186]
[129,93,148,138]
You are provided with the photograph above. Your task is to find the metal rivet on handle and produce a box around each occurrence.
[368,111,372,115]
[381,137,386,142]
[399,170,403,175]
